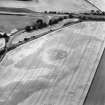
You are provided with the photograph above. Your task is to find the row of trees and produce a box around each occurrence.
[25,19,48,32]
[0,32,9,43]
[49,16,68,25]
[44,10,105,16]
[25,16,69,32]
[44,11,69,14]
[90,10,105,15]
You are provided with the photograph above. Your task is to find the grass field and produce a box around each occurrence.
[0,14,47,33]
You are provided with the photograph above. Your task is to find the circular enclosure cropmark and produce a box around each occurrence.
[48,49,68,61]
[41,47,69,65]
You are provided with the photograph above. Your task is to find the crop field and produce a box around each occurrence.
[0,0,105,105]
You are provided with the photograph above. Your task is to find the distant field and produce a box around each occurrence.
[0,0,98,33]
[0,7,35,13]
[0,0,97,12]
[0,14,47,33]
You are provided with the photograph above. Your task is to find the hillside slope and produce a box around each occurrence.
[0,0,97,12]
